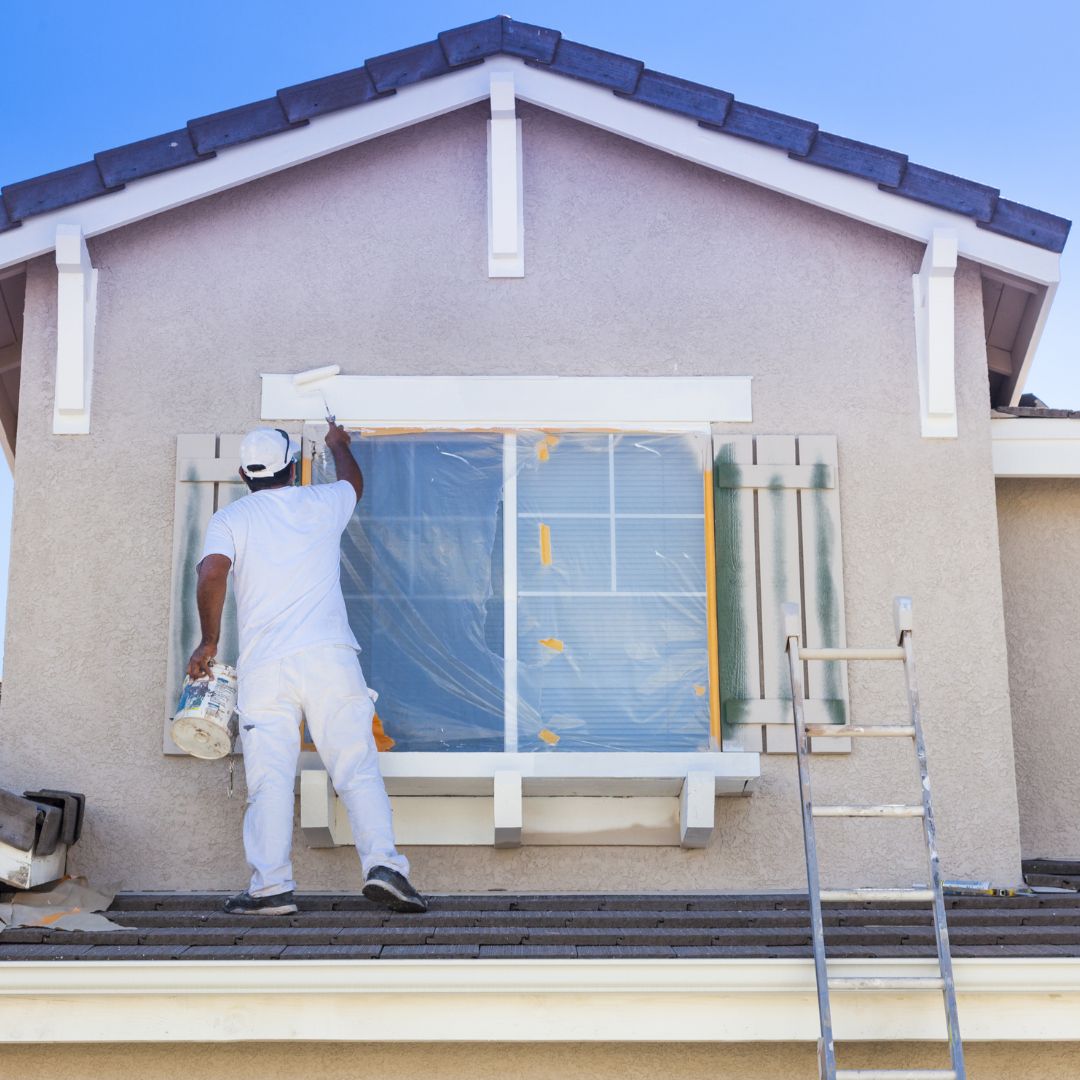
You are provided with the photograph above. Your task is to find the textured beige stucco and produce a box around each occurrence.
[2,1042,1078,1080]
[1,100,1021,891]
[997,477,1080,858]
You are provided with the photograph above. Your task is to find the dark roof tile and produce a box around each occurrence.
[437,16,505,66]
[794,130,906,187]
[0,196,17,233]
[366,40,456,94]
[277,67,385,123]
[533,39,643,94]
[706,101,817,155]
[619,69,732,127]
[95,129,211,187]
[501,18,560,63]
[187,98,302,155]
[980,197,1071,254]
[883,162,998,222]
[3,161,120,223]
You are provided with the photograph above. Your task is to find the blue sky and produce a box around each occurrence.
[0,0,1076,669]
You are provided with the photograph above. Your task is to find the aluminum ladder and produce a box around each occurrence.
[784,597,965,1080]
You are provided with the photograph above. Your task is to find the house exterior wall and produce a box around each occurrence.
[2,1042,1078,1080]
[996,477,1080,859]
[1,101,1021,890]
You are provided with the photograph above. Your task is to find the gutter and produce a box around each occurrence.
[3,957,1080,1043]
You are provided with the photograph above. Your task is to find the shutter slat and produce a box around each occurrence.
[754,436,802,754]
[798,435,851,753]
[713,434,762,753]
[163,435,219,754]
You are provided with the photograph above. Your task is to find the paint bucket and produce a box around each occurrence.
[171,664,239,760]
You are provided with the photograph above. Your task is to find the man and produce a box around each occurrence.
[186,422,426,915]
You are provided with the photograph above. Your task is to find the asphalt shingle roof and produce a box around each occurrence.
[0,16,1070,254]
[3,891,1080,961]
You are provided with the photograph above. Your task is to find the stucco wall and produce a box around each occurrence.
[1,100,1021,890]
[1,1042,1077,1080]
[997,477,1080,858]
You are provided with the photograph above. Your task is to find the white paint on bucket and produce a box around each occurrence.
[171,664,239,760]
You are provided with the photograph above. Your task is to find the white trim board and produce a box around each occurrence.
[263,374,753,424]
[0,58,1059,288]
[3,957,1080,1043]
[992,416,1080,477]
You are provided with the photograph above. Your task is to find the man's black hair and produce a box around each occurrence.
[243,461,296,492]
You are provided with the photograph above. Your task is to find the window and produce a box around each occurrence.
[311,429,715,753]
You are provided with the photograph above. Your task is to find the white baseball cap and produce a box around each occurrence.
[239,428,300,478]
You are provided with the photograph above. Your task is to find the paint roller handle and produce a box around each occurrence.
[324,417,351,452]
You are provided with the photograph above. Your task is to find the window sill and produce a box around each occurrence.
[299,751,759,849]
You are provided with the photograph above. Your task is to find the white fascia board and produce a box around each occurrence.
[992,416,1080,477]
[263,374,753,425]
[0,59,1059,292]
[53,223,97,435]
[4,958,1080,1043]
[0,63,494,271]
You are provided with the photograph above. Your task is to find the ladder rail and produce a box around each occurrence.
[898,615,965,1079]
[785,598,966,1080]
[786,630,837,1078]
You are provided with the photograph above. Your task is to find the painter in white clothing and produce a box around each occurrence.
[187,422,428,917]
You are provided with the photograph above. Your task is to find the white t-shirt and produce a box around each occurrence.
[200,480,360,674]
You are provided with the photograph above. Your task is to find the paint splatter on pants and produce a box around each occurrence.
[237,644,409,897]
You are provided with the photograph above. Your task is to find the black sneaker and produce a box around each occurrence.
[223,890,298,915]
[362,866,428,914]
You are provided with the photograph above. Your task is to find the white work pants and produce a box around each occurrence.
[237,644,408,897]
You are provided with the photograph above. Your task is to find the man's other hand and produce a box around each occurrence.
[187,642,217,682]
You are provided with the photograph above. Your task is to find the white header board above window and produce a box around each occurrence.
[261,374,752,427]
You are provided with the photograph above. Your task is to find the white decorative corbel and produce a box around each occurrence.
[912,229,958,438]
[679,770,716,848]
[54,223,97,434]
[493,770,523,848]
[487,72,524,278]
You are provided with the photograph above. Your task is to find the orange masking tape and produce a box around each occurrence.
[539,523,552,565]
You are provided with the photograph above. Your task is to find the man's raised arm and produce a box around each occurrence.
[325,419,363,502]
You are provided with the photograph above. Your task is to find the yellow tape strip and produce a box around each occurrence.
[539,523,552,566]
[539,638,564,652]
[703,469,722,748]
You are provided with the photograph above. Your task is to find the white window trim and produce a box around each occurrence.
[4,957,1079,1044]
[264,373,753,426]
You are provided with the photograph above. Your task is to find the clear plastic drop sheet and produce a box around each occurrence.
[312,430,713,753]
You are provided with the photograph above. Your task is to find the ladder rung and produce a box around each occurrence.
[820,888,935,902]
[813,804,924,818]
[799,647,905,661]
[805,724,915,738]
[837,1071,957,1080]
[828,976,945,991]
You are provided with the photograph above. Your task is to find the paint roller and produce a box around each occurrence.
[292,364,340,422]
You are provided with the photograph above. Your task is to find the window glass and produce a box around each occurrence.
[313,430,711,752]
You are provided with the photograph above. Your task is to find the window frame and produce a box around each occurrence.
[302,420,722,754]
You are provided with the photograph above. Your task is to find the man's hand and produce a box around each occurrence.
[325,419,350,453]
[186,641,218,682]
[325,419,363,502]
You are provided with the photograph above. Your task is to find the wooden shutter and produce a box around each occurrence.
[712,433,850,754]
[162,435,244,754]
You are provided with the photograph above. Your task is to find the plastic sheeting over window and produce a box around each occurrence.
[311,431,713,753]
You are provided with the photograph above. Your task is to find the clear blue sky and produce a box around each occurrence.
[0,0,1076,669]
